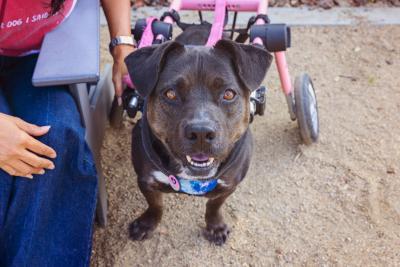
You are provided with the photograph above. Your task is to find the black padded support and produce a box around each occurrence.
[152,21,173,40]
[132,18,147,42]
[250,24,291,52]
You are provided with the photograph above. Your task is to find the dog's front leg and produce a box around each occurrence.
[203,190,234,245]
[129,179,163,241]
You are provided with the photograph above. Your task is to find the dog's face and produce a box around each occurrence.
[126,40,272,179]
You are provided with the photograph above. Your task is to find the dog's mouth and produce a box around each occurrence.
[185,154,215,169]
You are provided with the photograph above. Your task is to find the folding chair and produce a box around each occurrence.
[32,0,112,226]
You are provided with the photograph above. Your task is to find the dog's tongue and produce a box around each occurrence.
[192,154,209,162]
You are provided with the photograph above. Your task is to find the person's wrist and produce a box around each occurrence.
[112,44,135,62]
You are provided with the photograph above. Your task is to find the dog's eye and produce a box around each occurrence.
[223,89,237,101]
[164,89,177,101]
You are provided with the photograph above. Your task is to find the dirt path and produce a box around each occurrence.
[92,25,400,266]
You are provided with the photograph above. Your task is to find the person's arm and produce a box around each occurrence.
[0,113,56,179]
[101,0,135,104]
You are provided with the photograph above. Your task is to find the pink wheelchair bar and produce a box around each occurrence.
[162,0,296,119]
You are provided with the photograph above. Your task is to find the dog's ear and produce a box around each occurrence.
[125,41,184,97]
[214,39,273,91]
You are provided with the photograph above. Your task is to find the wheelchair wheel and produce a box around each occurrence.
[294,73,319,145]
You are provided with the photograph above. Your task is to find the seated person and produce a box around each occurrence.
[0,0,134,265]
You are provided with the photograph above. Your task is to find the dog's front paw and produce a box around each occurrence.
[128,216,158,241]
[203,223,230,246]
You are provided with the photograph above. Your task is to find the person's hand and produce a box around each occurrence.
[111,45,136,105]
[0,113,57,179]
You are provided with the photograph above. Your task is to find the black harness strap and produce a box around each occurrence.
[235,14,270,43]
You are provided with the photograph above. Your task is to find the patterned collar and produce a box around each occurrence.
[167,175,218,196]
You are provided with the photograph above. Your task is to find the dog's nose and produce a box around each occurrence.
[184,124,216,144]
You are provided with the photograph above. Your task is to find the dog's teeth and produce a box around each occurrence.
[187,156,215,168]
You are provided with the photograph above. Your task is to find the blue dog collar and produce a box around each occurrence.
[168,175,218,195]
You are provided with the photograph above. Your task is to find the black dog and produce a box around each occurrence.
[125,25,272,245]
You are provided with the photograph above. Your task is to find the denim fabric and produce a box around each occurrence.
[0,54,98,267]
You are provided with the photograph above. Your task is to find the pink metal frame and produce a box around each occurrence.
[205,0,227,47]
[163,0,293,96]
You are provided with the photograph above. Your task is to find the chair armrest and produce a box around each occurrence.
[32,0,100,87]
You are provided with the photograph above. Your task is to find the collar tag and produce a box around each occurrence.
[168,175,181,191]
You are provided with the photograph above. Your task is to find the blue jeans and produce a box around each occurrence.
[0,54,98,266]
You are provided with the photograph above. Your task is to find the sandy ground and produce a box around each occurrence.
[92,25,400,266]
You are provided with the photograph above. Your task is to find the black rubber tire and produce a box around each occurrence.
[109,96,124,129]
[294,73,319,145]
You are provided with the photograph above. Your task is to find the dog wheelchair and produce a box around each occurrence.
[111,0,319,145]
